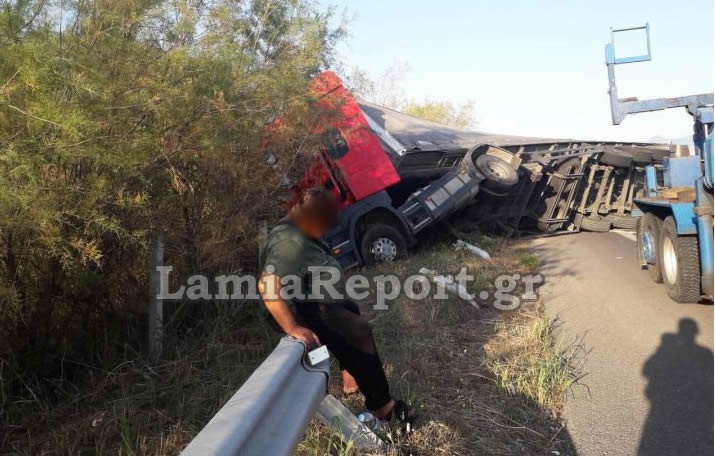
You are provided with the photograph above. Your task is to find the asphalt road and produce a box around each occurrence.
[531,231,713,456]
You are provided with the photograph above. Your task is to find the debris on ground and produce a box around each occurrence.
[454,239,492,260]
[419,267,480,309]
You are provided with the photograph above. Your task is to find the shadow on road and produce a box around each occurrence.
[525,233,584,282]
[639,318,714,455]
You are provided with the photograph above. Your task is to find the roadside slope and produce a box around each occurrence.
[7,237,579,456]
[299,238,579,456]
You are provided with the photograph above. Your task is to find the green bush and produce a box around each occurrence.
[0,0,344,412]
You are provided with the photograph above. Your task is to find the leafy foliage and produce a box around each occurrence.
[0,0,344,413]
[402,99,476,129]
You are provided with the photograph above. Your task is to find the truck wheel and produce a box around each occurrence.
[637,213,663,283]
[629,149,669,164]
[476,155,518,193]
[577,214,612,232]
[607,213,639,230]
[359,223,407,266]
[659,216,701,303]
[612,147,670,164]
[599,151,632,168]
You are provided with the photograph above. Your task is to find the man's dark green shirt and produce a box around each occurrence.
[259,222,344,302]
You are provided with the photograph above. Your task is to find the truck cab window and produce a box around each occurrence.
[321,128,349,159]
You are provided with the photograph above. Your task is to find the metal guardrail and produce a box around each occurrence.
[181,337,328,455]
[180,337,383,456]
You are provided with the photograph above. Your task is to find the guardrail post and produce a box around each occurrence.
[148,232,164,361]
[257,219,268,259]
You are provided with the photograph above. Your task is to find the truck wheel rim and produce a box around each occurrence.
[371,237,397,262]
[640,230,656,264]
[662,236,678,285]
[487,161,508,178]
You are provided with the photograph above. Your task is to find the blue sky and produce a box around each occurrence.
[323,0,713,142]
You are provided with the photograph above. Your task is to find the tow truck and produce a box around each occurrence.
[603,24,713,303]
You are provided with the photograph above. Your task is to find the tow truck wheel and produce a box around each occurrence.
[475,155,519,193]
[659,216,701,303]
[637,213,663,283]
[360,224,407,266]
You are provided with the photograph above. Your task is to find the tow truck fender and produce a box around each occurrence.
[634,199,698,235]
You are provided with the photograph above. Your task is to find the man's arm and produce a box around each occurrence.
[258,273,320,348]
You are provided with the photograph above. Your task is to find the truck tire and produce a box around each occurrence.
[577,214,612,232]
[614,147,671,164]
[637,213,663,283]
[359,223,407,266]
[659,216,701,303]
[599,151,632,168]
[629,149,669,165]
[476,154,519,193]
[607,213,639,230]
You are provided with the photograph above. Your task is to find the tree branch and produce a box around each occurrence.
[3,103,64,128]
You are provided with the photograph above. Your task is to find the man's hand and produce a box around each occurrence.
[259,273,320,349]
[287,325,320,349]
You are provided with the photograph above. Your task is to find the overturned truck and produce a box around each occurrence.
[291,71,673,268]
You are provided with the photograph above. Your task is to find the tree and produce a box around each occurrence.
[0,0,345,398]
[402,100,476,129]
[344,62,476,129]
[344,62,409,109]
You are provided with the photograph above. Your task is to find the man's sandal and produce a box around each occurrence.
[386,399,416,433]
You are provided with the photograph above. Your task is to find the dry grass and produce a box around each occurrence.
[2,309,279,455]
[4,234,583,455]
[296,235,584,456]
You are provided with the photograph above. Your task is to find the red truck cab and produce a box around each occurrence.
[286,71,519,268]
[305,71,401,205]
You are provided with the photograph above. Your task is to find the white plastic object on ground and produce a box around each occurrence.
[418,267,480,309]
[453,239,491,260]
